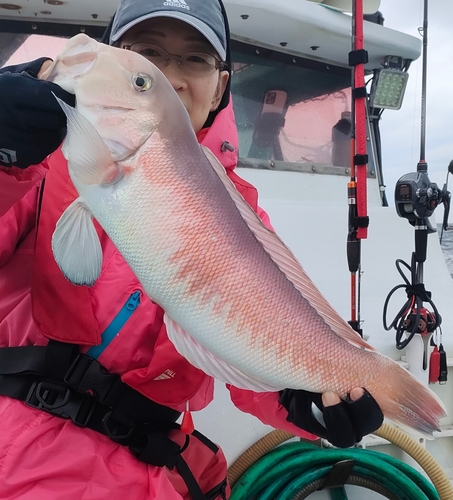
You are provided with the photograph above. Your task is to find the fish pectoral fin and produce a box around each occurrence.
[202,145,374,352]
[54,95,121,186]
[52,197,102,286]
[164,314,283,392]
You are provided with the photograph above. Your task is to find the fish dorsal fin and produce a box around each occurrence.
[54,95,121,186]
[201,145,374,351]
[52,197,102,286]
[164,314,282,392]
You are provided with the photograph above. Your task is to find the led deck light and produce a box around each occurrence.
[370,68,409,110]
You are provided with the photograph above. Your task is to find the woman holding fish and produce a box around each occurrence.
[0,0,389,498]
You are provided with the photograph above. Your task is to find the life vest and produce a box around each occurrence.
[31,103,259,348]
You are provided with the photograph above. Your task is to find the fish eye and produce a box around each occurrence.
[132,73,153,92]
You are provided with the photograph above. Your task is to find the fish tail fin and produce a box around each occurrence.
[376,365,446,437]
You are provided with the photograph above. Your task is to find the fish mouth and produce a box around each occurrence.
[89,104,136,113]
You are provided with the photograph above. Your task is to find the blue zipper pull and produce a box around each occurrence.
[87,290,142,359]
[127,290,141,311]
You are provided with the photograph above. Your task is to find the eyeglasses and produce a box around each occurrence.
[122,43,226,76]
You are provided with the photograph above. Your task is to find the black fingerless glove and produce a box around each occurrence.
[279,388,384,448]
[0,57,75,169]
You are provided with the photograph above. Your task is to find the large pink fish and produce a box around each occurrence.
[46,34,446,436]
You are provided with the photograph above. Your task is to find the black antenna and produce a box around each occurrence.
[413,0,429,267]
[418,0,428,173]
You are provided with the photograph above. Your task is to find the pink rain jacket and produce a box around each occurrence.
[0,102,316,500]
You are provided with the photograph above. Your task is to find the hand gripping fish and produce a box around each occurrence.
[45,34,446,436]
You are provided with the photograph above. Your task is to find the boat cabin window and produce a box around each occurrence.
[231,40,355,174]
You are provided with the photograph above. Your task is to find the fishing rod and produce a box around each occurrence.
[393,0,450,264]
[384,0,450,383]
[347,0,369,337]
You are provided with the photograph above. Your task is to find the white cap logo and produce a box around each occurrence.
[163,0,190,10]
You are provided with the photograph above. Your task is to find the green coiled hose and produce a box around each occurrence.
[229,440,440,500]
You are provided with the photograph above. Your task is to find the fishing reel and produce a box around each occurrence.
[402,306,438,336]
[395,167,451,230]
[385,164,448,361]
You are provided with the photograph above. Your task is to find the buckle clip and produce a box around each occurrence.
[26,380,70,410]
[65,354,121,405]
[102,410,136,441]
[25,380,96,427]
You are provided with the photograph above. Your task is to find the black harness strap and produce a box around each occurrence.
[0,374,37,400]
[176,455,208,500]
[0,342,226,500]
[0,345,48,374]
[45,340,80,379]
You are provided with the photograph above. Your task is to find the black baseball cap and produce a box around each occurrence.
[109,0,227,61]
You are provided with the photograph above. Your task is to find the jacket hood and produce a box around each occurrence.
[197,99,238,171]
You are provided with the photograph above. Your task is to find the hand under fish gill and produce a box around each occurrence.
[46,34,446,438]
